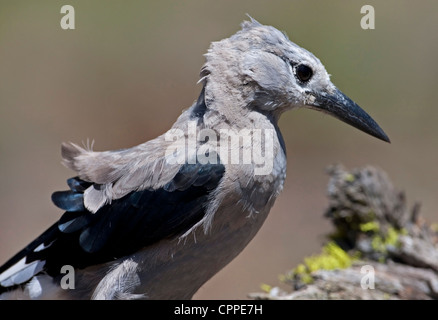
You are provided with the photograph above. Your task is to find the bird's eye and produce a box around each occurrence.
[295,64,313,83]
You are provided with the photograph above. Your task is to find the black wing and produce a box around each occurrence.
[0,159,224,292]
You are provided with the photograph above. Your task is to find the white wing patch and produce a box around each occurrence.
[33,240,54,252]
[0,258,45,287]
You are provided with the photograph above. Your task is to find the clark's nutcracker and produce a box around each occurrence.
[0,18,389,300]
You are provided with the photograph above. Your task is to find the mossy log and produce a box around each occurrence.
[249,165,438,300]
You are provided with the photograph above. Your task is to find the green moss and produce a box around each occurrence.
[385,227,399,246]
[371,235,386,252]
[344,173,355,182]
[359,221,380,233]
[300,273,315,284]
[260,283,272,293]
[286,242,354,284]
[294,263,307,274]
[305,241,352,271]
[371,226,404,254]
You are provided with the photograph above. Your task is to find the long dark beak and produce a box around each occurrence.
[308,88,390,143]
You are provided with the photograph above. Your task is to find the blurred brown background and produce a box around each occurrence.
[0,1,437,299]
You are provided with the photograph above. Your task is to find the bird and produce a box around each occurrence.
[0,17,389,300]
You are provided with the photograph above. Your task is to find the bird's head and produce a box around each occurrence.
[201,18,389,142]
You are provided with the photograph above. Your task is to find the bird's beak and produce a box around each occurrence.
[307,88,390,143]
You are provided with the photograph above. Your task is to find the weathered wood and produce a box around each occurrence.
[249,165,438,300]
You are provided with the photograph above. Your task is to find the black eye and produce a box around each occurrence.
[295,64,313,83]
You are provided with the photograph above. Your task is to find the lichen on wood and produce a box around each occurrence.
[249,165,438,300]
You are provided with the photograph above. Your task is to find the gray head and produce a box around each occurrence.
[200,18,389,142]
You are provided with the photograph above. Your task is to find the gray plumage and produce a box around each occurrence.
[0,18,389,300]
